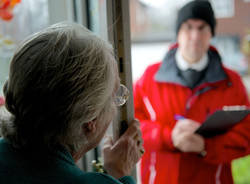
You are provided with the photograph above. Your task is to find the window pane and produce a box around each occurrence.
[0,0,49,95]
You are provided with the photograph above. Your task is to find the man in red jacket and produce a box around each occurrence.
[0,97,4,106]
[134,1,250,184]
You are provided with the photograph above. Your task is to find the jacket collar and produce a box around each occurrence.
[54,144,75,166]
[154,46,228,87]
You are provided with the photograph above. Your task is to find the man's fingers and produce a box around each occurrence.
[174,132,194,147]
[175,119,201,133]
[174,132,205,152]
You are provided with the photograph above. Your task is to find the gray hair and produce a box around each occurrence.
[0,22,118,153]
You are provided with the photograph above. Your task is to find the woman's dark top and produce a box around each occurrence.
[0,138,135,184]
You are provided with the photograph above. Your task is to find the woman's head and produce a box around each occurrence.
[1,22,118,153]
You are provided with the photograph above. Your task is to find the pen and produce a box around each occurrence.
[174,114,185,121]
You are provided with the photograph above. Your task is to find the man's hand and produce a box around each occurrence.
[172,119,205,153]
[102,119,144,179]
[172,118,200,135]
[173,132,205,152]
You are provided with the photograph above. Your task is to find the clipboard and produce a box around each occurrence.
[195,106,250,138]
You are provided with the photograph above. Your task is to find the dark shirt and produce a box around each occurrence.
[178,68,206,89]
[0,138,135,184]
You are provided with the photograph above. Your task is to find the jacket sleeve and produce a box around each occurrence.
[203,77,250,164]
[133,73,176,152]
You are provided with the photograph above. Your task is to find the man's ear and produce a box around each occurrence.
[82,120,97,134]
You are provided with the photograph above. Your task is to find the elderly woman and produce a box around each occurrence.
[0,22,144,184]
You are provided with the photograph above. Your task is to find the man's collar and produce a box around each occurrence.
[155,47,228,87]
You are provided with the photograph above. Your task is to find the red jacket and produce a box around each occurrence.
[0,97,4,106]
[134,46,250,184]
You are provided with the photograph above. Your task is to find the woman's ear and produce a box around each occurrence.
[82,120,97,134]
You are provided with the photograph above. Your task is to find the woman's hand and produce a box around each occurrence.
[102,119,144,179]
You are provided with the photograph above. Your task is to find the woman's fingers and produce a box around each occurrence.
[102,135,113,151]
[121,119,141,138]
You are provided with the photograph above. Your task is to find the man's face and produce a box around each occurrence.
[177,19,212,63]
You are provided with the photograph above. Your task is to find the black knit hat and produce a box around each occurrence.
[176,0,216,36]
